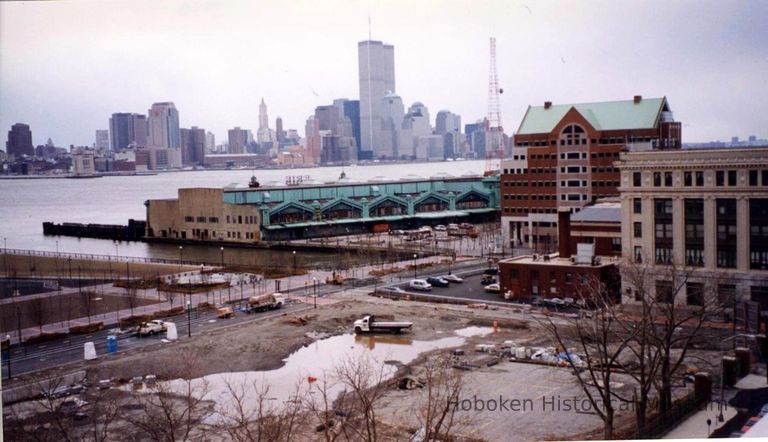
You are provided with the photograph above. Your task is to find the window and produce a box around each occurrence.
[634,246,643,263]
[208,217,219,223]
[763,170,768,186]
[686,282,704,306]
[716,170,725,186]
[510,269,519,279]
[684,171,692,187]
[685,199,704,266]
[184,216,194,222]
[750,199,768,269]
[750,170,759,186]
[695,171,704,186]
[633,198,642,214]
[633,172,642,187]
[717,199,737,268]
[656,281,674,303]
[612,237,622,252]
[664,171,673,187]
[728,170,737,186]
[654,172,662,187]
[196,216,205,223]
[718,284,736,306]
[634,222,642,238]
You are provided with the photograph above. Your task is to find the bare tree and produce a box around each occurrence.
[215,378,304,441]
[27,295,48,334]
[333,352,389,442]
[412,355,471,440]
[539,275,636,440]
[124,286,140,318]
[304,374,348,442]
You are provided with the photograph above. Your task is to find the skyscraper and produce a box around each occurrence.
[95,130,110,150]
[205,131,216,153]
[358,40,395,159]
[436,110,462,159]
[146,102,181,168]
[180,126,206,165]
[109,113,147,150]
[276,117,285,143]
[380,92,404,158]
[147,103,180,149]
[228,127,249,154]
[343,100,361,153]
[259,99,269,131]
[6,123,34,157]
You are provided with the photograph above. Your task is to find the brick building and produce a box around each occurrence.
[500,96,681,252]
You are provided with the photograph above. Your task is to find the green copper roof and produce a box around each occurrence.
[516,97,669,135]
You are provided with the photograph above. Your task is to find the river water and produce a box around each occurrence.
[0,161,485,264]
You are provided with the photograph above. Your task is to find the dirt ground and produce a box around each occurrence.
[1,254,198,278]
[4,295,719,441]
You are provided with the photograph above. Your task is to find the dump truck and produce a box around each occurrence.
[247,293,285,312]
[353,315,413,334]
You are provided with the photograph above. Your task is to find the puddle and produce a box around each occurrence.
[454,326,496,337]
[165,333,465,414]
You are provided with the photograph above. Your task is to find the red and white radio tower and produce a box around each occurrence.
[485,36,504,175]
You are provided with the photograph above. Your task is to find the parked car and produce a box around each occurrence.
[481,275,497,285]
[433,225,447,231]
[484,283,501,293]
[549,298,566,307]
[741,416,761,433]
[443,274,463,283]
[409,279,432,291]
[483,267,499,276]
[426,277,450,288]
[387,286,408,294]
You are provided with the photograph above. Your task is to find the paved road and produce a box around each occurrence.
[0,301,308,379]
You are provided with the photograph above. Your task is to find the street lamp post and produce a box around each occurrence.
[718,333,756,421]
[313,277,317,309]
[4,334,10,380]
[413,253,418,279]
[292,250,297,275]
[186,299,192,338]
[220,246,224,269]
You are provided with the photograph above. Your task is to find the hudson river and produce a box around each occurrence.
[0,160,485,265]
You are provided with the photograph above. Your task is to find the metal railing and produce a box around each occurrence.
[2,248,184,266]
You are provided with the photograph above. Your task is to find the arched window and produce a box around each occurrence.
[559,124,587,146]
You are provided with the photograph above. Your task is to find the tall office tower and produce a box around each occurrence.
[228,127,249,154]
[205,131,216,153]
[379,92,404,158]
[305,116,321,164]
[315,105,340,132]
[6,123,34,157]
[180,126,206,165]
[436,110,462,158]
[95,130,110,150]
[257,98,274,144]
[401,102,431,158]
[147,103,180,148]
[276,117,285,143]
[109,113,147,150]
[145,102,181,168]
[358,40,395,159]
[343,100,361,154]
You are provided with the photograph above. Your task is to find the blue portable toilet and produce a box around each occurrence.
[106,335,118,353]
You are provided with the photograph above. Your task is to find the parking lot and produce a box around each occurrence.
[384,270,583,313]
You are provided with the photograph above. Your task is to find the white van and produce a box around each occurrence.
[409,279,432,291]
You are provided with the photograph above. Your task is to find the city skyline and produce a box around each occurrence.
[1,0,767,147]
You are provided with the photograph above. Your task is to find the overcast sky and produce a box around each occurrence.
[1,0,766,147]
